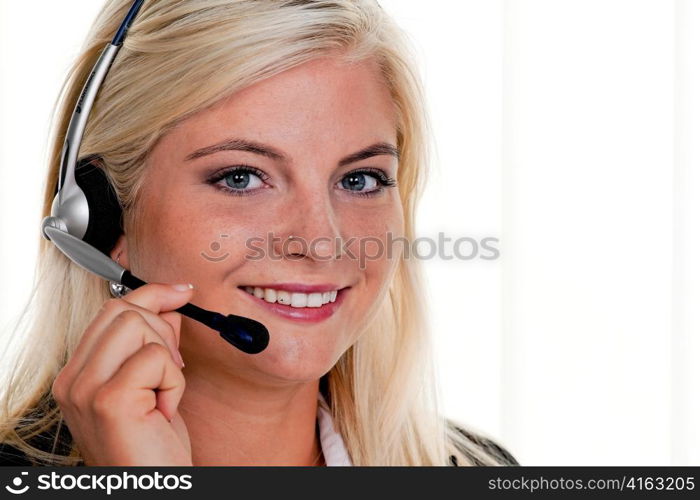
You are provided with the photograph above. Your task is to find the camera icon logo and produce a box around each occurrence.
[5,471,29,494]
[200,234,230,262]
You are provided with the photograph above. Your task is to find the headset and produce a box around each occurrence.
[40,0,269,354]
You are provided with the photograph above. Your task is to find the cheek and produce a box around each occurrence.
[341,198,404,264]
[129,191,256,282]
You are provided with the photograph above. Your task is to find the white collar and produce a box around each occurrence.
[317,392,353,466]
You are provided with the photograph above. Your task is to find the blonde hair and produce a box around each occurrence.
[0,0,512,466]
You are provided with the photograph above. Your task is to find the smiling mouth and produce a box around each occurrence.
[236,284,350,323]
[237,285,346,308]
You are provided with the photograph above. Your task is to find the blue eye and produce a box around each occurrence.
[223,170,263,190]
[206,165,269,196]
[341,173,375,191]
[206,165,397,198]
[337,168,397,197]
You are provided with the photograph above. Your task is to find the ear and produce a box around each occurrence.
[109,234,130,269]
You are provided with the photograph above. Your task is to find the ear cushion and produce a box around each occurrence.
[73,157,124,256]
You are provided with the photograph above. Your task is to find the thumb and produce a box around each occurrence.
[122,282,194,316]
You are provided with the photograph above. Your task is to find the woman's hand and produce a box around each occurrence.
[51,283,194,466]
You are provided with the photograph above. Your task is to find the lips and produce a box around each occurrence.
[239,285,339,308]
[237,285,350,323]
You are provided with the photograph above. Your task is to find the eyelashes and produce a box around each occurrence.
[205,165,269,197]
[341,167,397,198]
[205,165,397,198]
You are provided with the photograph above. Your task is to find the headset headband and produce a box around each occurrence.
[42,0,145,248]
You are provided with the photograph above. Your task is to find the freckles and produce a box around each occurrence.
[342,209,386,236]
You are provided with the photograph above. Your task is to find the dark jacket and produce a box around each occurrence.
[447,422,519,466]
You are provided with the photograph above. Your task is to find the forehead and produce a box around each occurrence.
[169,56,398,153]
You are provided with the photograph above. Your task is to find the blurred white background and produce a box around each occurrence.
[1,0,698,465]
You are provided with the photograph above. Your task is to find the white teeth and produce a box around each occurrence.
[276,290,291,305]
[307,293,323,308]
[291,293,307,308]
[264,288,277,303]
[241,286,341,307]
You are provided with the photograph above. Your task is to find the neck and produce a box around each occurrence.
[178,363,323,466]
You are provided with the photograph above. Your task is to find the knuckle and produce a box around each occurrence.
[92,386,123,417]
[66,382,90,410]
[101,298,124,314]
[142,341,169,357]
[51,373,67,403]
[113,309,143,326]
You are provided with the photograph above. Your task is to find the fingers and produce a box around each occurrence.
[72,310,183,404]
[122,282,194,314]
[94,342,186,423]
[50,284,195,466]
[64,284,193,380]
[121,282,194,350]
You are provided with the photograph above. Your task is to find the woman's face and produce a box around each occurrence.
[124,55,404,384]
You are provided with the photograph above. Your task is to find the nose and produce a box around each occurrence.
[276,189,342,262]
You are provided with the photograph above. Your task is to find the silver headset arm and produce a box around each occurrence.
[43,226,125,283]
[42,43,121,241]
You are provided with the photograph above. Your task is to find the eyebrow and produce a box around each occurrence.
[185,138,399,166]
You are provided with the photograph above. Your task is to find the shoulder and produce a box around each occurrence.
[446,419,519,466]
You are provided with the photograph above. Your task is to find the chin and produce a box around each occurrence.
[252,333,345,383]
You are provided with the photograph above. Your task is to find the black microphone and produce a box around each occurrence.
[42,225,270,354]
[120,270,269,354]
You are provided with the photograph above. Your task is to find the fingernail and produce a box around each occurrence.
[176,350,185,368]
[172,283,194,292]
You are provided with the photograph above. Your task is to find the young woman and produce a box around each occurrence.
[0,0,518,466]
